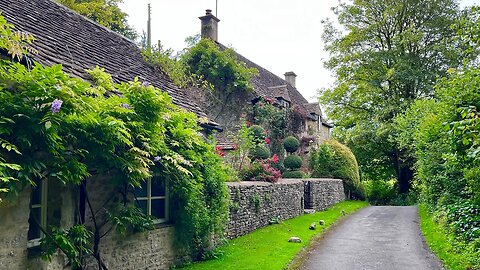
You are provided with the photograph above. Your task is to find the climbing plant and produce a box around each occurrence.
[0,14,229,268]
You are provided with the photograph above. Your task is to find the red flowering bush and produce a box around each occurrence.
[240,155,281,183]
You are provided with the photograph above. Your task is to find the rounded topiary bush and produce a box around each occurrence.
[283,155,303,170]
[282,170,306,179]
[310,140,364,199]
[249,125,266,141]
[284,136,300,153]
[249,145,270,160]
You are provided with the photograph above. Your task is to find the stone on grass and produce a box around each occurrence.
[309,222,316,230]
[319,220,325,226]
[304,209,316,214]
[288,237,302,243]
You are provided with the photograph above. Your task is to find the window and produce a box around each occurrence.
[27,179,47,248]
[133,177,168,223]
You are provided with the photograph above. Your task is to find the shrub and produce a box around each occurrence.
[284,155,303,170]
[283,136,300,153]
[310,140,364,199]
[240,161,281,183]
[282,171,306,179]
[364,179,397,205]
[249,125,266,141]
[249,145,270,160]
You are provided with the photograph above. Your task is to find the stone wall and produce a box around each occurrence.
[303,178,345,211]
[226,180,304,239]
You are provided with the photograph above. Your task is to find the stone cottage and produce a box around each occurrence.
[197,9,332,148]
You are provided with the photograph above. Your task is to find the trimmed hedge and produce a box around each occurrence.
[310,140,364,199]
[282,170,307,179]
[249,145,270,160]
[283,136,300,153]
[249,125,266,141]
[284,155,302,170]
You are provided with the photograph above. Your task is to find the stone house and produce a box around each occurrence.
[0,2,338,269]
[197,9,332,147]
[0,0,218,269]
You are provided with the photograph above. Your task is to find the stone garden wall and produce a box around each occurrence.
[226,178,345,239]
[303,178,345,211]
[226,179,304,239]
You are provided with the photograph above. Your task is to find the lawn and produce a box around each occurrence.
[419,204,479,270]
[180,200,369,270]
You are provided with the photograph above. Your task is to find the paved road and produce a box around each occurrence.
[299,206,444,270]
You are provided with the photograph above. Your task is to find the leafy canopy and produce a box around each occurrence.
[320,0,464,191]
[57,0,137,40]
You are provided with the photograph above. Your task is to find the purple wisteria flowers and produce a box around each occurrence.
[154,156,161,162]
[120,103,131,109]
[142,81,150,87]
[51,99,63,114]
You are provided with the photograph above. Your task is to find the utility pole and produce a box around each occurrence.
[147,3,152,49]
[216,0,218,17]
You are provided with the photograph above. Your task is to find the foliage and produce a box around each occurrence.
[240,159,281,183]
[282,170,306,179]
[310,140,364,199]
[0,13,37,60]
[253,98,290,157]
[419,205,480,270]
[106,205,155,235]
[363,179,397,205]
[181,39,257,94]
[142,42,209,89]
[57,0,137,40]
[444,200,480,243]
[283,155,302,170]
[0,14,230,265]
[249,145,270,160]
[222,120,256,179]
[283,136,300,153]
[41,225,93,269]
[180,201,368,270]
[320,0,467,193]
[249,125,266,143]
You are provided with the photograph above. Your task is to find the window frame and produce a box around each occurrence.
[134,177,169,224]
[27,179,48,248]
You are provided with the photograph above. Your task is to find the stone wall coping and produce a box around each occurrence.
[301,178,343,183]
[226,179,303,187]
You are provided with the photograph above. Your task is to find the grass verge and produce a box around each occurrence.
[180,200,368,270]
[418,204,479,270]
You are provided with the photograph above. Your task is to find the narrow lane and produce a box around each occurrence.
[299,206,443,270]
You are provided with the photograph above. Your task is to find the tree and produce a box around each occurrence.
[57,0,137,40]
[320,0,465,193]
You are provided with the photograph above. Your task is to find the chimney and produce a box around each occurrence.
[284,71,297,87]
[199,9,220,42]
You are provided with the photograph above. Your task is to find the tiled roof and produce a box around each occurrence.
[0,0,213,124]
[267,85,291,102]
[217,43,309,107]
[303,102,322,116]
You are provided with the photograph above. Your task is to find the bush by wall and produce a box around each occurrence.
[310,140,364,199]
[283,155,302,170]
[282,171,307,179]
[249,145,271,160]
[283,136,300,153]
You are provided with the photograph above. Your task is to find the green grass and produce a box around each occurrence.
[180,201,368,270]
[418,204,479,270]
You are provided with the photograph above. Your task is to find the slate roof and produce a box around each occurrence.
[0,0,214,125]
[217,43,309,107]
[267,85,291,102]
[304,103,322,116]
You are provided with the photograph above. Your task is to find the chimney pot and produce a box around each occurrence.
[284,72,297,88]
[206,9,212,15]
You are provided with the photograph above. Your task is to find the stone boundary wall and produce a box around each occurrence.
[226,178,345,239]
[226,180,304,239]
[303,178,345,211]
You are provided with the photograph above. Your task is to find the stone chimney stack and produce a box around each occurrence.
[284,71,297,88]
[199,9,220,42]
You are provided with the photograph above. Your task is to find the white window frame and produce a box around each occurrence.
[27,179,48,248]
[134,177,168,224]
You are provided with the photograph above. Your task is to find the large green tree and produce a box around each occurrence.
[58,0,137,40]
[321,0,465,192]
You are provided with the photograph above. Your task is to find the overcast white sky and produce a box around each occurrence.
[121,0,478,102]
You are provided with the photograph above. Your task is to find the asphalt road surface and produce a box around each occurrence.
[299,206,444,270]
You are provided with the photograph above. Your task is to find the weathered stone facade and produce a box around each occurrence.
[303,179,345,211]
[226,180,304,239]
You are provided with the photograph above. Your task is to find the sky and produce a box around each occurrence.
[120,0,479,103]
